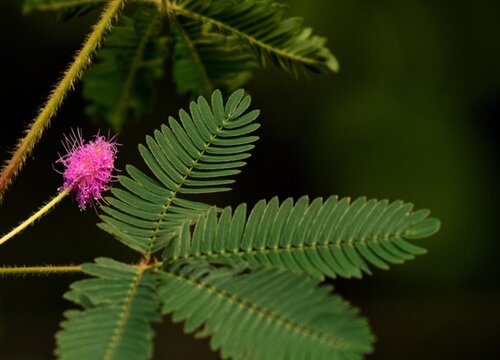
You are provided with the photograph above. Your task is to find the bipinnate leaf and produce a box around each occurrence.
[98,89,260,254]
[55,258,160,360]
[164,196,441,279]
[159,261,374,360]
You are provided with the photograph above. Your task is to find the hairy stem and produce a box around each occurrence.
[0,265,83,277]
[0,262,158,277]
[0,188,70,247]
[0,0,126,202]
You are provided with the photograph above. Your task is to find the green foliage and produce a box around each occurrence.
[98,89,260,254]
[87,89,439,359]
[171,0,339,76]
[56,258,160,360]
[23,0,337,128]
[160,261,374,360]
[82,7,167,131]
[11,0,443,357]
[171,18,256,97]
[164,197,440,279]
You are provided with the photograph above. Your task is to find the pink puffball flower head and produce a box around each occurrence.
[56,129,118,210]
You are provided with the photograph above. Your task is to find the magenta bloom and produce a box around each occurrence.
[57,129,118,210]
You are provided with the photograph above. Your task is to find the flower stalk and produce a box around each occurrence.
[0,188,70,247]
[0,0,125,202]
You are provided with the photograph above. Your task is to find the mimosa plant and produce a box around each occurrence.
[0,1,440,359]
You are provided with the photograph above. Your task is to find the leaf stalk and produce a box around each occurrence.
[0,265,83,277]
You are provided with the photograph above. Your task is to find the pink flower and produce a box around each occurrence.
[57,129,118,210]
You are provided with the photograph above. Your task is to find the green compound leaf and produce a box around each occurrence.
[83,6,168,131]
[170,0,339,77]
[55,258,160,360]
[99,89,260,255]
[159,261,374,360]
[171,17,256,97]
[164,196,441,279]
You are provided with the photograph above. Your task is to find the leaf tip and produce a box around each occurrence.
[405,217,441,239]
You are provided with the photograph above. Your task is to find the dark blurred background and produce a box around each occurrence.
[0,0,499,359]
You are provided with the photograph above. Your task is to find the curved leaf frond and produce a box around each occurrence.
[56,258,160,360]
[164,196,441,279]
[171,17,256,97]
[169,0,338,76]
[99,89,260,255]
[160,261,374,360]
[83,6,168,130]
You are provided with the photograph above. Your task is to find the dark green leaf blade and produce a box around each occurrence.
[171,0,338,76]
[55,258,160,360]
[99,90,260,255]
[171,17,256,97]
[164,197,441,279]
[83,6,168,131]
[159,262,374,360]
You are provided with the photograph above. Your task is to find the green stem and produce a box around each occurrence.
[0,0,126,202]
[0,265,83,277]
[0,188,70,247]
[0,261,159,277]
